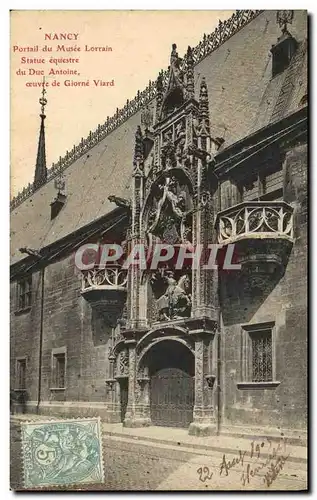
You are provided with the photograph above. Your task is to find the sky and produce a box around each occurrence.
[10,10,234,197]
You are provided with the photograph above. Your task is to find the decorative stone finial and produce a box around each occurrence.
[276,10,294,34]
[186,46,194,99]
[133,126,144,175]
[199,77,210,134]
[39,80,47,116]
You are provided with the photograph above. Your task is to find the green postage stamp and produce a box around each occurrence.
[21,418,104,488]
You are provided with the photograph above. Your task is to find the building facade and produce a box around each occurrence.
[10,10,307,437]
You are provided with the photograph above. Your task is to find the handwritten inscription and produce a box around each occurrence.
[263,455,289,487]
[197,466,213,483]
[197,437,288,488]
[219,449,247,476]
[241,439,289,487]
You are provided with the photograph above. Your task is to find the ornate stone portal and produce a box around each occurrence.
[108,44,219,435]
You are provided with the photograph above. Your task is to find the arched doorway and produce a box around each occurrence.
[143,340,194,428]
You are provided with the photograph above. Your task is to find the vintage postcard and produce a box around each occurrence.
[10,10,308,491]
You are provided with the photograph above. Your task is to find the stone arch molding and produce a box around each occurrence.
[111,339,126,359]
[136,327,195,375]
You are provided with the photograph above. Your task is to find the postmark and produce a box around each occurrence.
[21,418,104,488]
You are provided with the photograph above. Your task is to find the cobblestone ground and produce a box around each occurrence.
[10,421,307,492]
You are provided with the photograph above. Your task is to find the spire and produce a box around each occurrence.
[198,77,210,136]
[155,71,164,123]
[33,82,47,190]
[186,46,194,99]
[133,125,144,176]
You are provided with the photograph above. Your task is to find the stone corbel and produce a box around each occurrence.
[205,374,216,390]
[137,376,150,387]
[105,378,116,390]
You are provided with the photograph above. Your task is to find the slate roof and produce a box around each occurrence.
[10,10,307,265]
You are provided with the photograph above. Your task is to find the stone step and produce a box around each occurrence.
[101,424,307,467]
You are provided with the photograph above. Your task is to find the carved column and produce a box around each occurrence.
[105,354,121,423]
[191,78,218,321]
[124,341,150,427]
[126,126,146,330]
[189,337,216,436]
[136,365,151,425]
[123,341,137,427]
[192,190,218,320]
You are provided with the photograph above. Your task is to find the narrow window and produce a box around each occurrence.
[250,329,273,382]
[17,276,32,311]
[52,352,66,388]
[241,322,277,386]
[16,358,26,390]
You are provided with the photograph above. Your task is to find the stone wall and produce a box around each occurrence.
[219,143,307,432]
[11,253,113,419]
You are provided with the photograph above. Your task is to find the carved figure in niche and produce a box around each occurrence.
[175,121,185,140]
[175,121,186,166]
[163,129,173,146]
[147,176,187,238]
[156,271,191,321]
[161,129,175,170]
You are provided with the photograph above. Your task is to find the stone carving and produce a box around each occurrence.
[82,267,128,290]
[161,129,176,169]
[276,10,294,33]
[170,43,182,80]
[108,195,131,210]
[146,176,192,246]
[151,270,191,321]
[119,350,129,375]
[217,202,294,243]
[175,120,186,166]
[141,105,154,130]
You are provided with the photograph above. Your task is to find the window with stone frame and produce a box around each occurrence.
[51,349,66,389]
[16,276,33,311]
[250,329,272,382]
[16,358,27,390]
[241,322,276,385]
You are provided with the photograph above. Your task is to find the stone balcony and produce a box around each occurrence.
[81,265,127,315]
[215,201,294,277]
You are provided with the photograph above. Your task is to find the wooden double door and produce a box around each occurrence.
[150,367,194,428]
[147,340,195,428]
